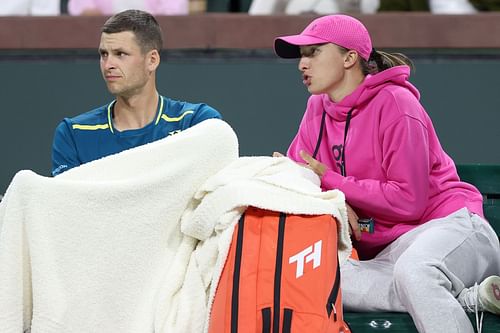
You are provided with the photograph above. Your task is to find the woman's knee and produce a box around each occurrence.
[393,259,452,295]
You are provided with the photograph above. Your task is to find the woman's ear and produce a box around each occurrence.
[344,50,359,69]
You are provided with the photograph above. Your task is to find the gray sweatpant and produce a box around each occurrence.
[341,208,500,333]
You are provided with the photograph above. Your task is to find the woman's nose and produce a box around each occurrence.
[298,57,309,71]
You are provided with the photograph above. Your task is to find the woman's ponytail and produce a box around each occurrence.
[361,48,415,75]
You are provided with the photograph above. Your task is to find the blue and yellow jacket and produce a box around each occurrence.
[52,95,221,176]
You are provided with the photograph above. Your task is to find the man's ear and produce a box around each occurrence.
[344,50,359,69]
[147,49,160,71]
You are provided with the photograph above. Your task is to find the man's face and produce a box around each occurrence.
[99,31,152,97]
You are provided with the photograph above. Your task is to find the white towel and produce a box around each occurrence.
[0,119,238,333]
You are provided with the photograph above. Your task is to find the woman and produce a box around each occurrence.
[274,14,500,333]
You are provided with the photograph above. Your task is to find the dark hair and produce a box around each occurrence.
[337,45,414,75]
[101,9,163,53]
[361,49,415,75]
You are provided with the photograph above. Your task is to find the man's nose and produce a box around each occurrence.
[102,56,116,70]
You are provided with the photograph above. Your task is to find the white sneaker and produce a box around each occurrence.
[459,275,500,314]
[458,275,500,333]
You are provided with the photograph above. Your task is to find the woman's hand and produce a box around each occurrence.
[299,150,327,177]
[346,203,361,241]
[274,151,359,240]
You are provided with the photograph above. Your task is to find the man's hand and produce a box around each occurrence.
[299,150,327,177]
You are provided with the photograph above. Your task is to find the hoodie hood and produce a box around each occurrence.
[322,65,420,121]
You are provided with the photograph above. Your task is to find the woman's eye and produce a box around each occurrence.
[302,49,313,57]
[307,48,319,57]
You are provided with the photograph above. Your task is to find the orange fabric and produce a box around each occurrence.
[349,247,359,261]
[208,207,350,333]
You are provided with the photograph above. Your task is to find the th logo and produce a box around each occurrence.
[289,240,322,278]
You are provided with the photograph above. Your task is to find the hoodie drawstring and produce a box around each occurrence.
[313,107,354,177]
[312,111,327,159]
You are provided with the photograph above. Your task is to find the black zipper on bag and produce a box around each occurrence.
[273,213,287,333]
[231,214,245,333]
[326,256,341,321]
[282,308,293,333]
[262,307,272,333]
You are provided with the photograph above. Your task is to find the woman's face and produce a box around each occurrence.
[298,43,351,99]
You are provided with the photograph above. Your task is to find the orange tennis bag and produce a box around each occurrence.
[208,206,351,333]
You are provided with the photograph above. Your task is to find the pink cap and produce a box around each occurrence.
[274,15,372,61]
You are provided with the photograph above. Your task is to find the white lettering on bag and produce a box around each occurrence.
[289,240,322,278]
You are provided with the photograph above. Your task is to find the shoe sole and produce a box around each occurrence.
[479,275,500,315]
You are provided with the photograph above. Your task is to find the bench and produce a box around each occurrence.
[344,164,500,332]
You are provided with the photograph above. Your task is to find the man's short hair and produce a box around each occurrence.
[101,9,163,53]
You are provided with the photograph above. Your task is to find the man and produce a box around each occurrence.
[52,9,221,176]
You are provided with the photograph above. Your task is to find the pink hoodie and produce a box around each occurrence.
[287,65,483,259]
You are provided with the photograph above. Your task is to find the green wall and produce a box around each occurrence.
[1,50,499,194]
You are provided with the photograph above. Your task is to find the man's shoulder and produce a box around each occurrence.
[67,104,110,125]
[164,97,215,112]
[163,97,193,111]
[162,97,221,122]
[55,104,111,136]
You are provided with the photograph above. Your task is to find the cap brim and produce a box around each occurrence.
[274,35,330,59]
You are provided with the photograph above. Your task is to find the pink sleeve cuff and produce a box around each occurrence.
[321,169,344,191]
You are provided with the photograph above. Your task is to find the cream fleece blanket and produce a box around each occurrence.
[0,119,238,333]
[0,119,350,333]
